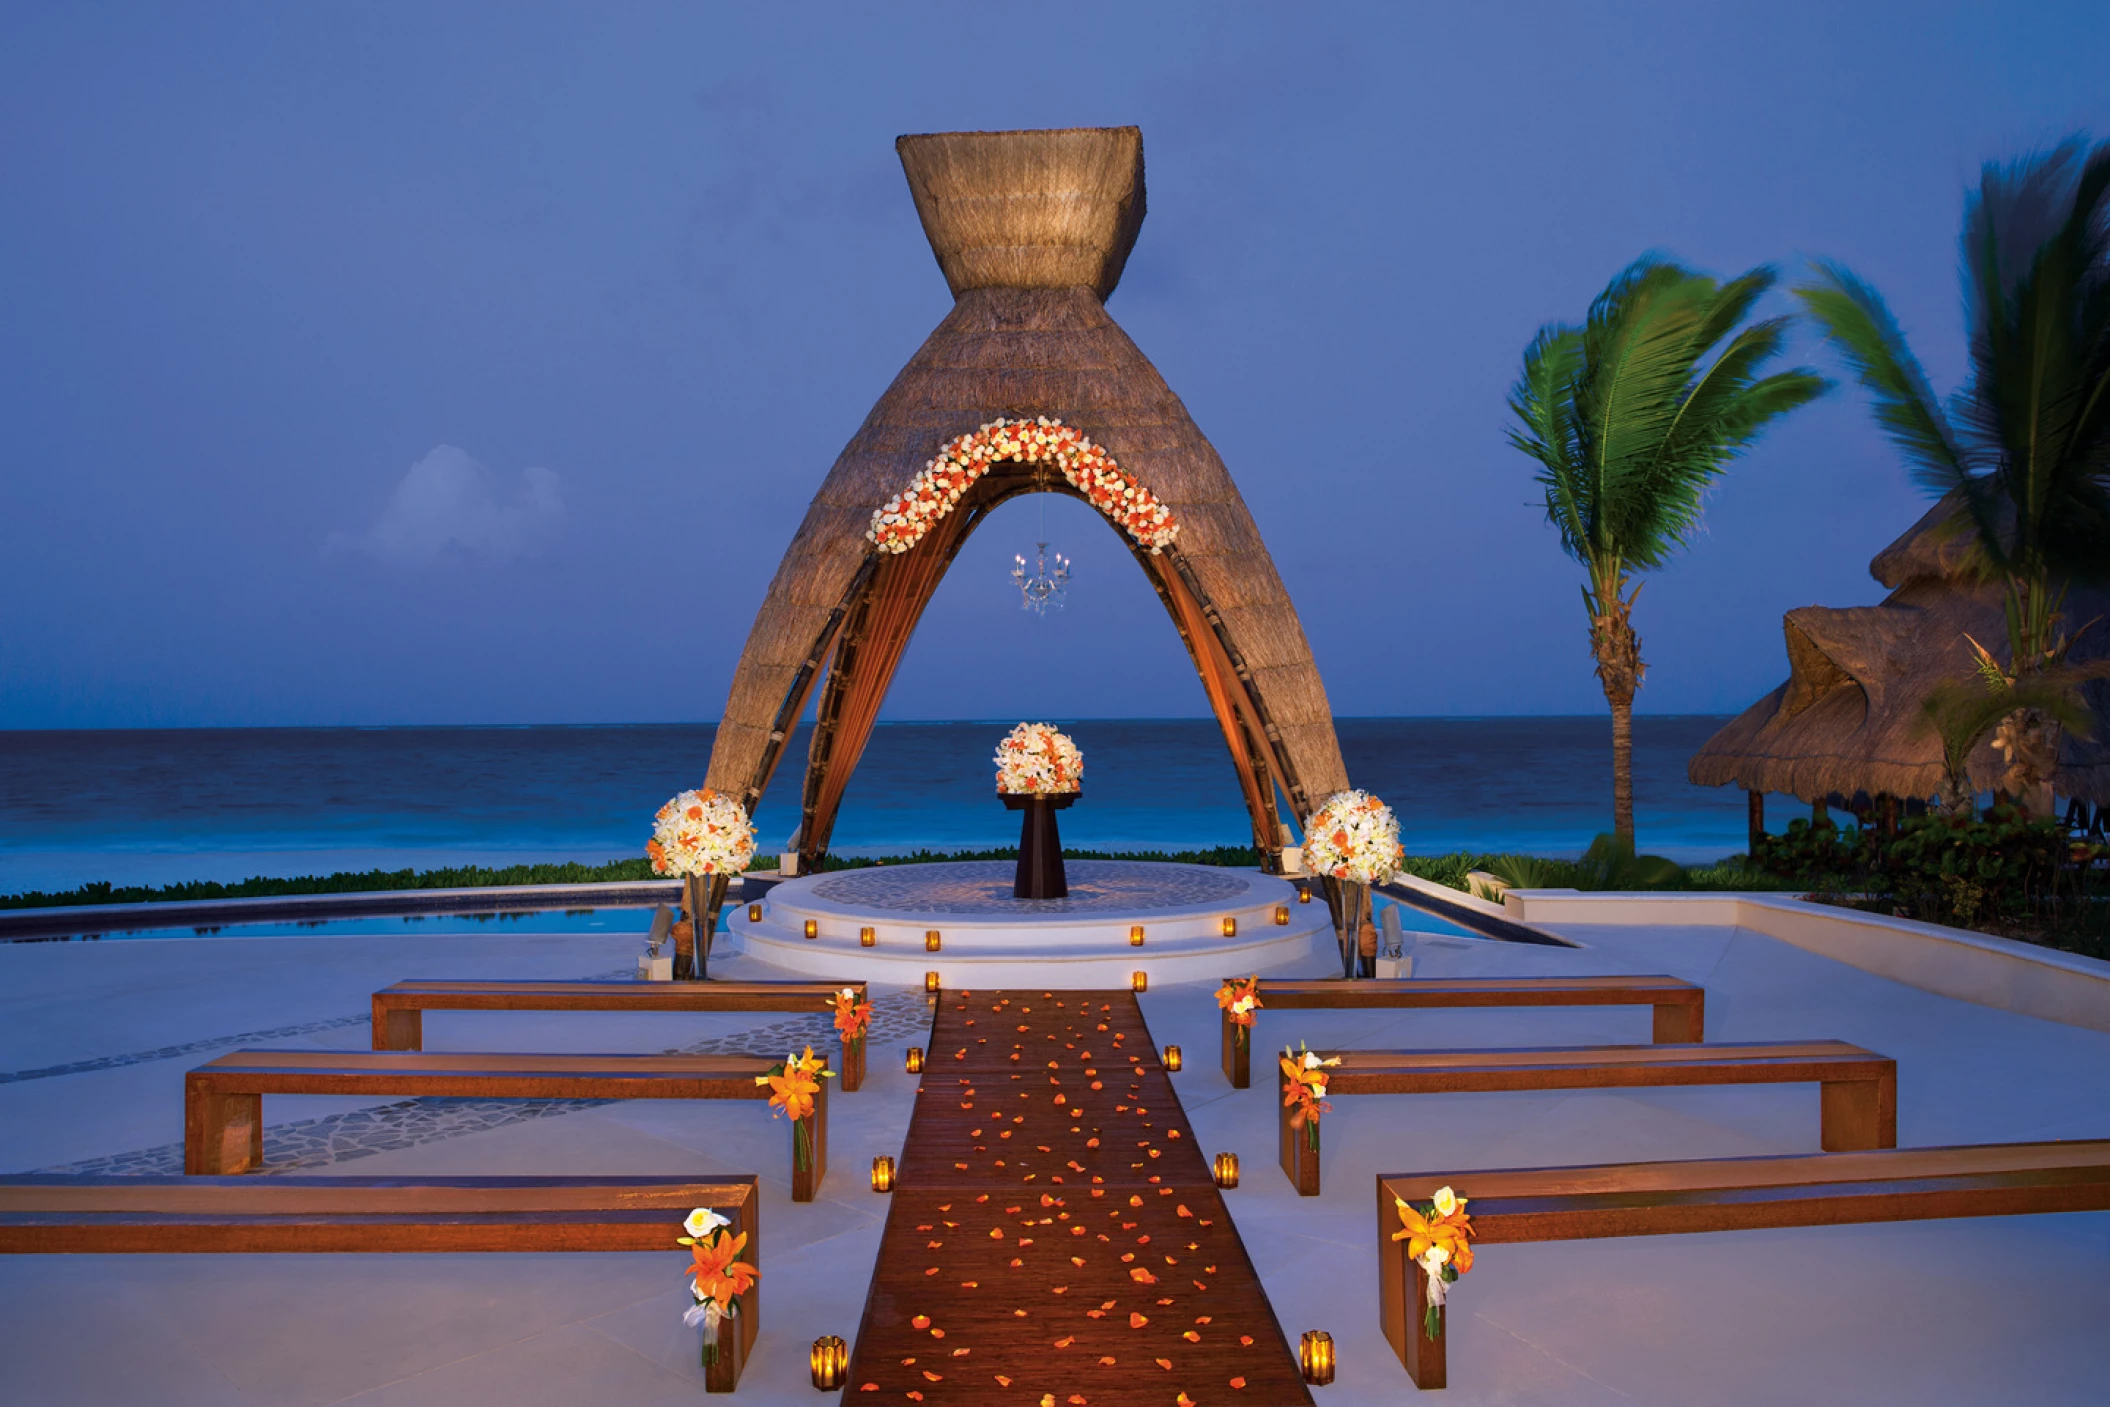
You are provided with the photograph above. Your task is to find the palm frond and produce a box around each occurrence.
[1795,259,1971,495]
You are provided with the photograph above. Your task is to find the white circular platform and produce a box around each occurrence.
[724,860,1332,985]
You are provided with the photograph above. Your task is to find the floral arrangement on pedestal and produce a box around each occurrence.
[1279,1041,1340,1152]
[1391,1186,1475,1339]
[647,788,755,878]
[1303,789,1404,884]
[757,1046,833,1172]
[1215,975,1262,1049]
[866,416,1179,556]
[994,723,1083,794]
[831,987,872,1054]
[678,1206,758,1368]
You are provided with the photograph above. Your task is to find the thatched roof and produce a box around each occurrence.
[1690,495,2110,804]
[702,127,1349,869]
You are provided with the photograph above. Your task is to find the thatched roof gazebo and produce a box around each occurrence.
[1690,494,2110,840]
[701,126,1348,902]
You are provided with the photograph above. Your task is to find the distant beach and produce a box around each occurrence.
[0,717,1749,895]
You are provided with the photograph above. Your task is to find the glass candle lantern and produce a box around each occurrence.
[803,919,818,940]
[924,971,940,996]
[1213,1152,1240,1188]
[810,1335,849,1390]
[859,926,876,947]
[1131,971,1148,993]
[1221,916,1238,938]
[1273,904,1291,925]
[1163,1045,1182,1072]
[925,930,941,952]
[1298,886,1312,903]
[747,903,762,923]
[870,1155,895,1193]
[1299,1329,1336,1385]
[1129,924,1145,946]
[904,1046,924,1074]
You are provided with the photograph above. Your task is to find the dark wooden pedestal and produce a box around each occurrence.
[1002,791,1078,899]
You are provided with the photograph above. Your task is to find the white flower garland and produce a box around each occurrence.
[866,417,1178,555]
[994,722,1084,794]
[1303,789,1404,884]
[649,789,755,878]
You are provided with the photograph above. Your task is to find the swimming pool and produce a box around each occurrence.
[5,907,671,944]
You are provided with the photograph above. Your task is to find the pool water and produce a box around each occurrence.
[10,907,667,944]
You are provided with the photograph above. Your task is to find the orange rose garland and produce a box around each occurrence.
[1214,975,1262,1049]
[865,417,1179,556]
[1391,1187,1475,1339]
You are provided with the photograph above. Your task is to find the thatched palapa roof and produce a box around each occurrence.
[1690,495,2110,804]
[703,127,1349,872]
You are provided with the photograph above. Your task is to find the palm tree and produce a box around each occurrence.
[1798,137,2110,806]
[1510,257,1829,843]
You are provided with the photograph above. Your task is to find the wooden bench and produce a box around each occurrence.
[1375,1141,2110,1389]
[1221,976,1705,1088]
[184,1050,827,1200]
[1281,1040,1896,1195]
[371,979,870,1091]
[0,1173,760,1389]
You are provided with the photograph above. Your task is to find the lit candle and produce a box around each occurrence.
[1299,1330,1336,1385]
[1213,1151,1240,1188]
[925,930,941,952]
[1129,924,1145,947]
[1131,971,1148,993]
[1162,1045,1182,1072]
[870,1155,895,1193]
[1220,916,1238,938]
[747,903,762,923]
[859,926,876,947]
[904,1046,924,1073]
[810,1335,849,1390]
[1298,886,1312,904]
[1273,904,1290,926]
[804,919,818,940]
[924,971,940,996]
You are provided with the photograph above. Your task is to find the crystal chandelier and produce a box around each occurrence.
[1011,478,1069,614]
[1012,542,1070,614]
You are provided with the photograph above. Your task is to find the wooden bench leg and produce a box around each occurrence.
[184,1082,261,1175]
[1223,1014,1250,1089]
[1820,1070,1897,1151]
[703,1302,747,1392]
[839,1036,865,1093]
[1279,1077,1320,1196]
[1652,997,1703,1044]
[1406,1251,1448,1389]
[372,1003,422,1052]
[792,1077,828,1202]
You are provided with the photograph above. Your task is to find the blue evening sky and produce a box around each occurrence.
[2,3,2104,728]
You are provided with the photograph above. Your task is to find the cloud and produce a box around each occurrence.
[329,445,563,564]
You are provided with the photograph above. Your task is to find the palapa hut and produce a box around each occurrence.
[1690,494,2110,843]
[701,126,1349,911]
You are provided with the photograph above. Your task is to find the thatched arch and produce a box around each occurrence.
[703,126,1349,889]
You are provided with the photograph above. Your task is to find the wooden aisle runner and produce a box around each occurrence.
[848,989,1312,1407]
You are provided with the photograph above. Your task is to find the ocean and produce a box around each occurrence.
[0,717,1754,895]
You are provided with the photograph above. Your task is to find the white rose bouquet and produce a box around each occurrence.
[994,723,1084,794]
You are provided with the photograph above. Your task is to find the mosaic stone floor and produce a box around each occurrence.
[807,860,1252,915]
[32,984,934,1178]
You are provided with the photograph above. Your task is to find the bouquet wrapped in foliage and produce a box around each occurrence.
[994,723,1083,794]
[1303,790,1404,885]
[1391,1186,1475,1339]
[647,789,755,878]
[678,1206,758,1367]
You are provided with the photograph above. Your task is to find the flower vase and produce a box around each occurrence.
[790,1075,827,1203]
[839,1034,865,1093]
[1278,1087,1322,1197]
[1002,791,1078,899]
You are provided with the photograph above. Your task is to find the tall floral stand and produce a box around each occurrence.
[1003,791,1078,899]
[680,874,728,982]
[1332,880,1370,979]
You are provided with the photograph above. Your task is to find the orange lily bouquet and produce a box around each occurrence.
[1279,1041,1340,1152]
[1215,975,1262,1048]
[1392,1186,1475,1340]
[830,987,872,1050]
[678,1206,759,1366]
[758,1045,833,1171]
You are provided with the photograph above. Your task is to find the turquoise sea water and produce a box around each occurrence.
[0,717,1750,895]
